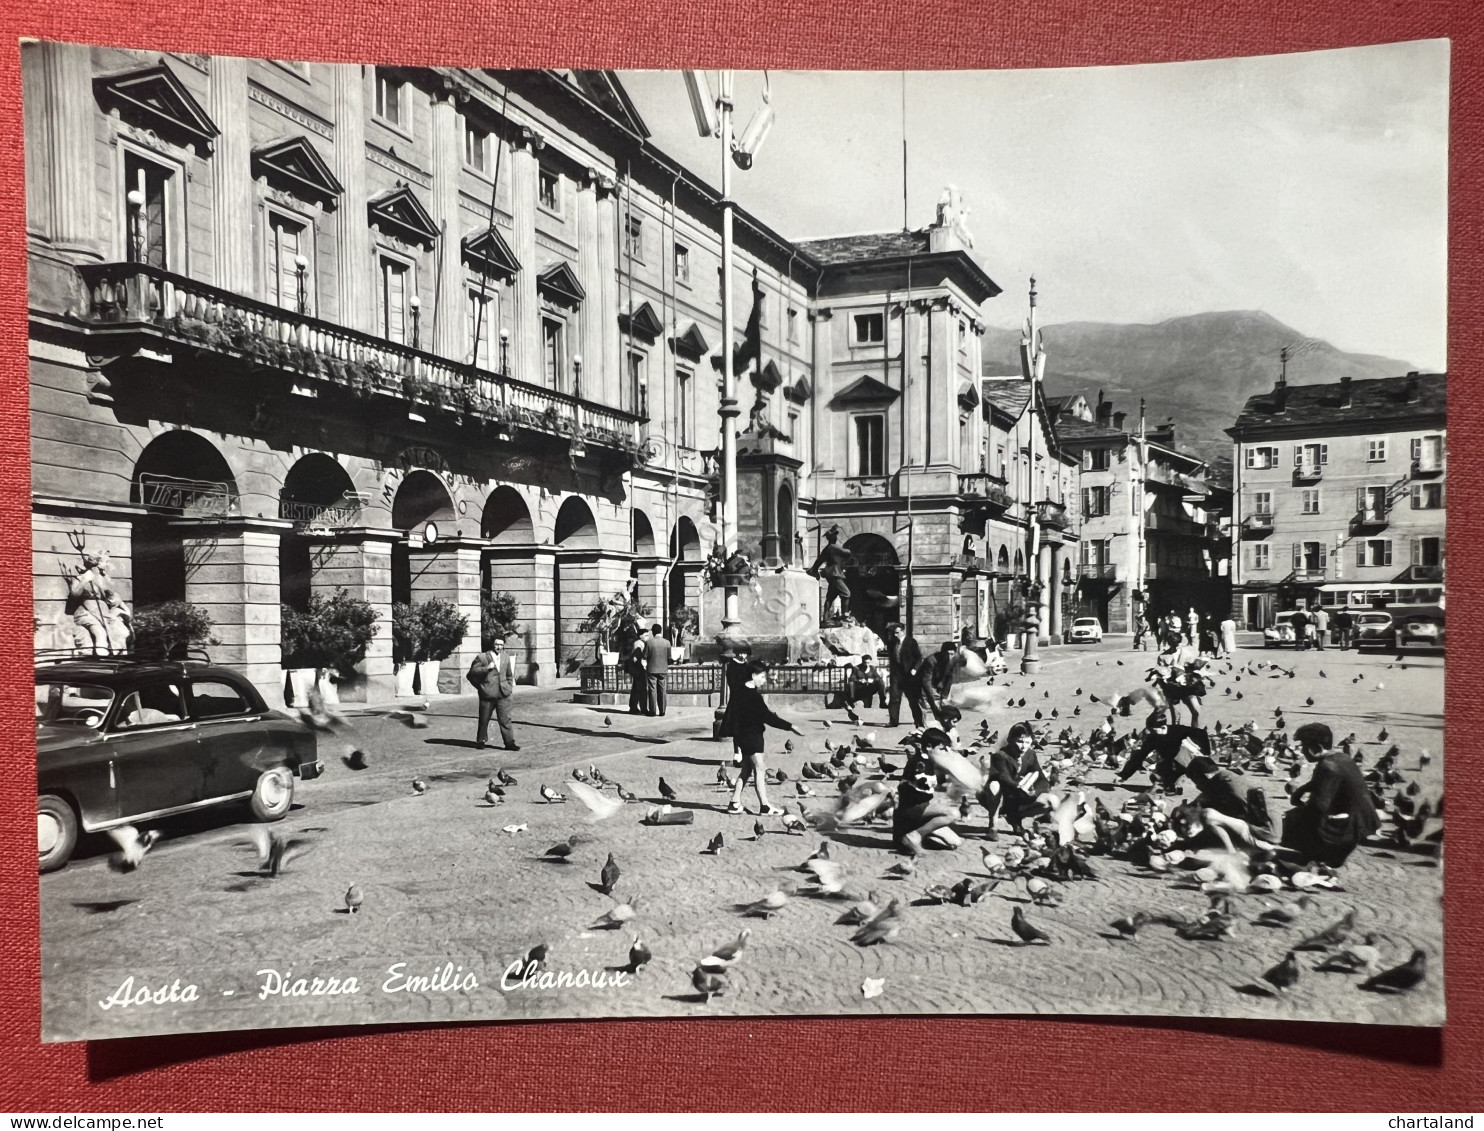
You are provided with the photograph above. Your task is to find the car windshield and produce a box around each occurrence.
[36,682,114,728]
[1358,614,1390,624]
[1074,619,1097,626]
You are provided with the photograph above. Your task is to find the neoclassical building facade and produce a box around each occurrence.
[25,48,1067,703]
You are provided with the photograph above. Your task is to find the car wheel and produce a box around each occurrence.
[39,794,77,873]
[249,767,295,822]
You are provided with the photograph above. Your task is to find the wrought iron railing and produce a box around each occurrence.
[579,663,850,696]
[1036,500,1071,530]
[958,474,1012,507]
[1078,562,1117,579]
[78,262,642,452]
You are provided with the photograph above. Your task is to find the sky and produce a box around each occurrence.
[619,41,1449,370]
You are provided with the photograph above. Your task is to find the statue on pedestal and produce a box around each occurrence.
[807,526,854,624]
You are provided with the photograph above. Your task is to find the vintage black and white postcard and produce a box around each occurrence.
[26,40,1446,1041]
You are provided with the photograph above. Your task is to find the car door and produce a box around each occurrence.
[110,679,200,821]
[185,676,272,798]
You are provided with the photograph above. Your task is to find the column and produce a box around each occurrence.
[209,54,253,294]
[1037,543,1054,645]
[408,543,484,693]
[484,545,554,686]
[333,64,373,332]
[595,176,621,407]
[556,551,631,670]
[810,308,834,478]
[1048,542,1065,638]
[33,43,99,259]
[510,127,542,383]
[576,171,603,394]
[429,91,465,360]
[308,529,399,702]
[177,519,289,707]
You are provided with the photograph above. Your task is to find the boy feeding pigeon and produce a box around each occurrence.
[892,728,963,856]
[1281,722,1380,867]
[720,660,803,816]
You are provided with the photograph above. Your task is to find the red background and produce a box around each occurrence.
[0,0,1479,1112]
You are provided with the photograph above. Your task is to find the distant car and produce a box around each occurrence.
[36,658,322,873]
[1353,611,1396,650]
[1068,616,1104,642]
[1398,616,1444,651]
[1263,611,1300,647]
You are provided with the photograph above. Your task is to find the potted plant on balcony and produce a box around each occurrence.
[281,588,380,706]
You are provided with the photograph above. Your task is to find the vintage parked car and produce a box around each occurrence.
[1068,616,1104,643]
[36,657,322,872]
[1263,611,1300,647]
[1397,615,1444,651]
[1353,611,1396,650]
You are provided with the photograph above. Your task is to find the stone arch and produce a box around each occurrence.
[997,545,1010,573]
[669,516,702,562]
[553,495,599,550]
[1014,548,1025,575]
[130,430,241,608]
[843,532,900,634]
[633,510,657,557]
[280,453,360,612]
[392,470,457,533]
[281,453,358,516]
[777,483,795,566]
[481,484,534,544]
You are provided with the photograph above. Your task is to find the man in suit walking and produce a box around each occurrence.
[642,622,670,717]
[884,622,927,729]
[468,634,519,751]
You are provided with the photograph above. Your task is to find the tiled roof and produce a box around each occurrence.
[979,379,1031,417]
[1229,373,1446,435]
[1054,415,1128,443]
[795,230,931,265]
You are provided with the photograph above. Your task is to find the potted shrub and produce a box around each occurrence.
[580,588,652,666]
[281,588,380,706]
[391,602,424,697]
[131,600,216,661]
[415,597,470,696]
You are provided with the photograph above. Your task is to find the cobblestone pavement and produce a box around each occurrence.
[40,640,1445,1041]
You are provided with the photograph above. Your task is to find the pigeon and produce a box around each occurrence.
[1255,905,1301,928]
[572,767,591,784]
[742,883,792,919]
[753,820,767,841]
[387,710,429,729]
[700,928,751,971]
[981,849,1007,874]
[590,900,638,930]
[1360,949,1427,993]
[1261,951,1301,993]
[851,898,904,945]
[1294,909,1356,951]
[598,853,621,895]
[691,966,728,1001]
[923,883,956,904]
[616,784,638,803]
[567,779,624,821]
[603,715,613,728]
[237,826,312,878]
[411,778,429,794]
[951,877,997,906]
[883,859,916,879]
[1110,911,1152,939]
[544,836,578,861]
[795,781,815,798]
[623,936,652,975]
[105,825,161,872]
[784,739,795,753]
[497,769,518,787]
[702,832,725,855]
[342,749,370,771]
[1315,935,1382,974]
[836,894,881,926]
[780,812,808,835]
[344,883,363,914]
[658,777,678,802]
[297,686,349,732]
[1010,905,1051,945]
[540,784,566,804]
[804,858,848,895]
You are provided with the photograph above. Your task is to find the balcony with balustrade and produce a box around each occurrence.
[1350,501,1391,534]
[958,473,1012,510]
[74,262,645,459]
[1292,462,1323,484]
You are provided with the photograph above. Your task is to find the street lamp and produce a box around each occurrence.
[572,354,583,401]
[499,327,511,377]
[126,188,145,263]
[1019,276,1046,675]
[294,254,309,314]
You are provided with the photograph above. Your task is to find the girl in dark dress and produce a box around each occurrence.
[891,728,961,855]
[721,661,802,816]
[975,721,1049,839]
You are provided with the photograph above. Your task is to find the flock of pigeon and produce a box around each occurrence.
[91,653,1438,1014]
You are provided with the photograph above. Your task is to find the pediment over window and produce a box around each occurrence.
[753,359,784,393]
[251,137,343,209]
[538,261,586,307]
[832,375,900,406]
[462,226,521,279]
[957,380,980,410]
[783,374,813,405]
[619,300,663,342]
[94,62,220,154]
[367,185,438,249]
[672,322,710,361]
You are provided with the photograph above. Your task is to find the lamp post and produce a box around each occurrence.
[126,188,145,263]
[572,355,583,402]
[1019,276,1046,675]
[408,294,421,351]
[294,254,309,315]
[499,327,511,377]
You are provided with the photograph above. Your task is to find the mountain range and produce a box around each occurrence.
[980,310,1419,481]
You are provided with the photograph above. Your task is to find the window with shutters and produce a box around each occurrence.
[1412,434,1443,471]
[1301,489,1321,514]
[123,151,173,269]
[266,211,312,313]
[1414,536,1442,567]
[1367,438,1388,462]
[1253,490,1273,519]
[1245,445,1280,469]
[1411,482,1444,509]
[1251,543,1270,570]
[1082,448,1110,471]
[674,242,691,286]
[1357,539,1393,568]
[1294,541,1327,574]
[1294,442,1327,472]
[1358,485,1387,521]
[853,414,885,476]
[377,256,411,344]
[1081,485,1110,517]
[465,289,495,370]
